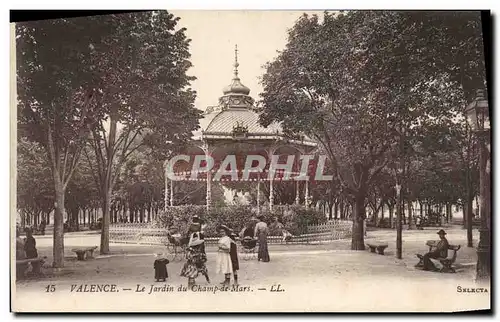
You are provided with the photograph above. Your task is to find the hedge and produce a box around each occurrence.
[153,205,327,237]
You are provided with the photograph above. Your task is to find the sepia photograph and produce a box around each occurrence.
[10,9,491,312]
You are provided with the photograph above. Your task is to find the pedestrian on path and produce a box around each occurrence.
[180,223,210,287]
[16,229,26,260]
[228,229,240,286]
[24,228,38,259]
[153,253,169,282]
[254,215,270,262]
[216,225,233,286]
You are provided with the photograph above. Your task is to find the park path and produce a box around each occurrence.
[13,225,488,312]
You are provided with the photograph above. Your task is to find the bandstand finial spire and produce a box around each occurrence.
[233,44,239,78]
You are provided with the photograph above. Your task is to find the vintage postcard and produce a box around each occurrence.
[11,10,491,312]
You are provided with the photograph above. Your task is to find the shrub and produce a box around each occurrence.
[153,205,206,234]
[280,205,327,235]
[153,205,327,237]
[204,205,255,236]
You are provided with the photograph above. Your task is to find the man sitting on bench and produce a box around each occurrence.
[421,229,449,271]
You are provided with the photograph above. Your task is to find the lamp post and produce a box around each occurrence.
[465,89,490,282]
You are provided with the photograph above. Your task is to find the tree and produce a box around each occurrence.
[79,11,201,253]
[16,18,101,267]
[259,12,412,250]
[17,138,55,227]
[65,160,100,229]
[258,11,486,250]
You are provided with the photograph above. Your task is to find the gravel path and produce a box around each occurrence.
[13,226,490,312]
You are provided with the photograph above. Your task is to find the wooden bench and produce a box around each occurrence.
[415,240,461,273]
[16,257,46,279]
[72,246,98,260]
[366,242,388,255]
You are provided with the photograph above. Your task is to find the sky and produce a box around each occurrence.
[170,10,325,112]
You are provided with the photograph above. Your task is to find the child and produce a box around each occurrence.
[216,225,233,286]
[153,253,169,282]
[282,229,293,243]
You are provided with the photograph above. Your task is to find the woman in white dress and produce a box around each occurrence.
[216,225,233,286]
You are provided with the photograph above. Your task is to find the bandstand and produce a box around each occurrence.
[164,46,317,214]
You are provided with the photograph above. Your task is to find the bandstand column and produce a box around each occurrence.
[170,180,174,206]
[257,172,261,215]
[304,180,310,209]
[206,171,212,212]
[203,141,212,212]
[164,169,169,211]
[295,181,300,204]
[269,171,274,211]
[268,147,275,211]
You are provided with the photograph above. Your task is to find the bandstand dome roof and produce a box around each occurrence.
[195,106,282,137]
[191,46,316,148]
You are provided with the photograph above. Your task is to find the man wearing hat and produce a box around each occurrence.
[422,229,449,271]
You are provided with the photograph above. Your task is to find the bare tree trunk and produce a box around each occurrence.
[351,190,366,251]
[100,191,111,254]
[373,201,379,227]
[52,175,65,268]
[402,200,407,225]
[140,207,145,223]
[407,200,414,229]
[466,194,474,247]
[99,109,118,255]
[475,194,479,219]
[379,203,384,227]
[388,204,394,229]
[439,204,444,226]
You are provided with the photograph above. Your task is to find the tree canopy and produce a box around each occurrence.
[258,11,486,249]
[16,11,202,263]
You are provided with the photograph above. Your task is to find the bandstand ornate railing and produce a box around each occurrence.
[109,219,352,246]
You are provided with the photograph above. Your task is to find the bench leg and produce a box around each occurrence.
[17,263,28,280]
[31,261,42,275]
[440,262,455,273]
[415,254,424,268]
[377,247,385,255]
[369,247,376,253]
[76,252,85,260]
